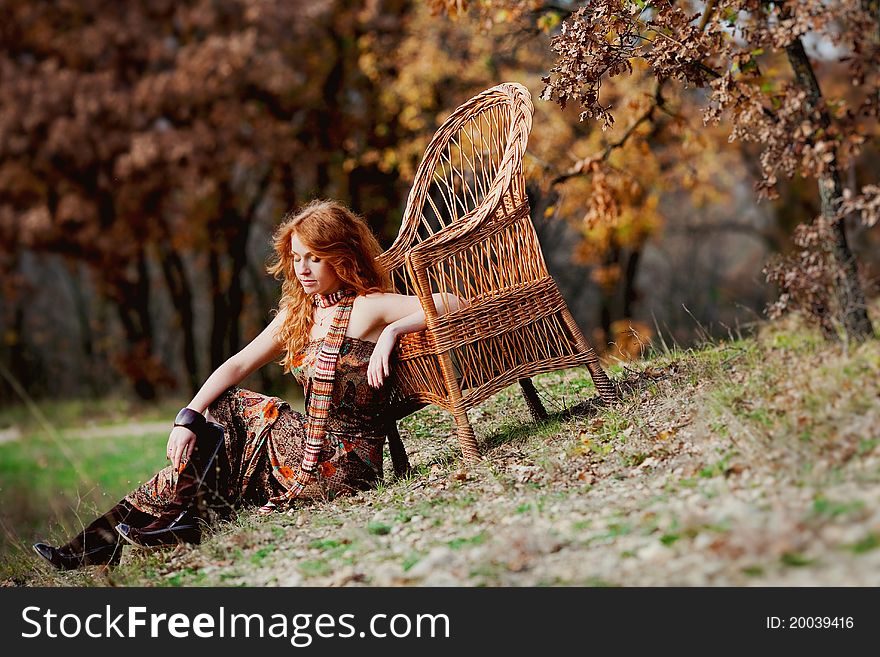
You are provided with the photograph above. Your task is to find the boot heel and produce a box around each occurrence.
[116,515,202,549]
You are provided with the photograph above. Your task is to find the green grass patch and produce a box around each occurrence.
[699,453,735,479]
[446,532,487,550]
[250,545,276,565]
[857,439,878,456]
[402,552,423,572]
[165,567,207,587]
[780,552,814,567]
[366,521,392,536]
[0,428,168,576]
[298,559,332,578]
[847,533,879,554]
[812,496,865,518]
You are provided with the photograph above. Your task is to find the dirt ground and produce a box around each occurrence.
[15,322,880,587]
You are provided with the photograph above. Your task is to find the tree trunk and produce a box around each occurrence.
[61,259,99,396]
[785,37,874,341]
[209,201,257,371]
[8,304,28,398]
[622,248,642,320]
[208,245,228,372]
[225,219,251,357]
[597,244,621,346]
[157,240,199,396]
[112,250,158,400]
[245,260,277,393]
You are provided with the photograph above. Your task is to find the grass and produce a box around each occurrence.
[3,310,880,586]
[0,428,168,570]
[847,533,879,554]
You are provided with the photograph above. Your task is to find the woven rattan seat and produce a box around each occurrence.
[378,82,615,471]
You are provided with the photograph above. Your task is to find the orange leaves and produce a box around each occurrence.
[567,158,662,268]
[590,264,621,291]
[653,427,678,442]
[608,319,653,361]
[427,0,469,19]
[581,160,620,232]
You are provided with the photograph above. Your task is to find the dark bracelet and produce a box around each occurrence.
[173,407,207,432]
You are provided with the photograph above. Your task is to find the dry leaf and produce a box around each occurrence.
[576,470,596,484]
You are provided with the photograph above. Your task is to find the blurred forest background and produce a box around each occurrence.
[1,0,878,406]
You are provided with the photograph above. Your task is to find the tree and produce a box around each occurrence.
[0,0,416,399]
[535,0,878,340]
[426,1,764,345]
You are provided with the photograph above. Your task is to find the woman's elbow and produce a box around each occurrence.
[222,355,250,385]
[432,292,469,316]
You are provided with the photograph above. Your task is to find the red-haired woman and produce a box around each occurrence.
[33,200,463,570]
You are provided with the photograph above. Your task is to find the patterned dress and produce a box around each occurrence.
[126,336,389,518]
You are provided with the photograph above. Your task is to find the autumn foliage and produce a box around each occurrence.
[441,0,878,341]
[1,1,877,402]
[0,0,414,398]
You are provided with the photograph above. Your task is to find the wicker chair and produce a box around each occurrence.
[378,82,615,470]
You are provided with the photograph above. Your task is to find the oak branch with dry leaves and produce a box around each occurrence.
[441,0,878,341]
[540,0,878,340]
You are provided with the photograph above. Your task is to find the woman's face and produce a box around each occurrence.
[290,232,342,296]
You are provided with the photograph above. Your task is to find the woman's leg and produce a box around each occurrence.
[119,388,296,545]
[35,396,236,565]
[33,499,156,570]
[116,421,227,547]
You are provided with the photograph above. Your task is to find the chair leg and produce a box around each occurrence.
[519,378,548,421]
[561,308,617,404]
[452,407,481,463]
[433,343,482,462]
[584,352,616,404]
[386,420,411,479]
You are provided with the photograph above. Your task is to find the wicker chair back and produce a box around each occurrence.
[378,83,614,465]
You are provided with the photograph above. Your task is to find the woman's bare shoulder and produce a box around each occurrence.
[358,291,414,304]
[354,292,421,324]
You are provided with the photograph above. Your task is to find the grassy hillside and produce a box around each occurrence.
[3,315,879,586]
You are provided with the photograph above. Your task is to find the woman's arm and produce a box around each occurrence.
[167,310,286,469]
[366,292,466,388]
[185,311,286,413]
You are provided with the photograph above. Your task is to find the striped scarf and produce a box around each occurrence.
[300,289,356,475]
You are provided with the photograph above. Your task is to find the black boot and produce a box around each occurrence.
[116,421,225,549]
[33,499,153,570]
[32,542,121,571]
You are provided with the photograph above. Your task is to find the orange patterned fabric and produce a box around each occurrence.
[126,337,390,516]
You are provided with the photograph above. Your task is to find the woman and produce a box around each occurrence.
[33,200,462,570]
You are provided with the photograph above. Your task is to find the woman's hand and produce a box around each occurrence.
[166,426,197,473]
[367,326,398,388]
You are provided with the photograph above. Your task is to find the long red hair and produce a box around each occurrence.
[267,200,391,372]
